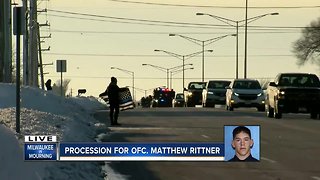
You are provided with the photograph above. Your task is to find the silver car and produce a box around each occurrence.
[202,80,231,107]
[226,79,265,111]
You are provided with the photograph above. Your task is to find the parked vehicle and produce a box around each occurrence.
[184,82,206,107]
[265,73,320,119]
[226,79,265,111]
[202,80,231,107]
[172,93,185,107]
[151,87,175,107]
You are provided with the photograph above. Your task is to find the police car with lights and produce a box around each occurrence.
[151,87,175,107]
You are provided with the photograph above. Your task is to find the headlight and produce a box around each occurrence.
[278,91,285,99]
[208,92,214,95]
[257,93,262,97]
[233,92,239,96]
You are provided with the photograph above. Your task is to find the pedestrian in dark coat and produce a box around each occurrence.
[101,77,120,126]
[45,79,52,91]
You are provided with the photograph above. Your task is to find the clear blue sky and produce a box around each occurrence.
[29,0,320,100]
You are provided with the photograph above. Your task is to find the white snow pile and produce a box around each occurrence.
[0,83,107,180]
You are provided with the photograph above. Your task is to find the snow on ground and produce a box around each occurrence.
[0,83,110,180]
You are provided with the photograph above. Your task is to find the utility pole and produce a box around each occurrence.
[38,20,51,90]
[23,0,29,85]
[0,0,12,83]
[3,0,12,83]
[0,1,4,82]
[37,23,45,90]
[244,0,248,79]
[29,0,38,87]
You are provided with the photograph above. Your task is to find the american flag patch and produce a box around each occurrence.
[119,87,134,111]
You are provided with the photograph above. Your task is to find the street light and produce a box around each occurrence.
[110,67,135,102]
[170,67,194,90]
[126,86,154,98]
[154,49,212,92]
[142,63,193,89]
[169,33,235,82]
[196,12,279,79]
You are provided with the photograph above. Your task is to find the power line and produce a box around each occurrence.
[43,52,294,58]
[106,0,320,9]
[45,28,301,34]
[48,9,229,28]
[46,29,231,34]
[44,53,165,57]
[48,14,219,29]
[48,9,313,30]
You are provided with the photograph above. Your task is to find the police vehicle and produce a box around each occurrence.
[151,87,175,107]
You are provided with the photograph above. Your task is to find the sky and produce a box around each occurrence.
[0,83,124,180]
[18,0,320,100]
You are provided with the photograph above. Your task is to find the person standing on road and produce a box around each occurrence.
[228,126,259,162]
[101,77,121,126]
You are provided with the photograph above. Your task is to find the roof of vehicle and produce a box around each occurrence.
[189,82,206,84]
[233,78,259,82]
[278,72,318,76]
[207,80,231,82]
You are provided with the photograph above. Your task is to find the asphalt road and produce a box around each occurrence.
[94,106,320,180]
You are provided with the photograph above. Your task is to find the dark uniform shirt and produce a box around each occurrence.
[228,154,259,162]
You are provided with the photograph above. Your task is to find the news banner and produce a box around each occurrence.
[24,135,225,161]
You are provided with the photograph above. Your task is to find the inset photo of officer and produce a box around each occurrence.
[224,125,260,162]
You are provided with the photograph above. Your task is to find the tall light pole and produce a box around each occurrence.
[196,12,278,79]
[170,67,194,90]
[142,63,192,89]
[169,34,235,82]
[110,67,135,102]
[154,49,212,92]
[244,0,248,79]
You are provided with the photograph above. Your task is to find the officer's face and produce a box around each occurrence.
[232,131,253,158]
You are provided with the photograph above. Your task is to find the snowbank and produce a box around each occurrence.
[0,83,107,180]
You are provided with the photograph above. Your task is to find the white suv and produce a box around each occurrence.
[226,79,265,111]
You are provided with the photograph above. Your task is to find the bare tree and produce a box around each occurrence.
[258,78,272,90]
[292,17,320,68]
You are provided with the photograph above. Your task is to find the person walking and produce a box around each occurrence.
[101,77,121,126]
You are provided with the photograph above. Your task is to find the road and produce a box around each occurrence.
[94,107,320,180]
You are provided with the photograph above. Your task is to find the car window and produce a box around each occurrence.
[189,83,206,89]
[279,75,320,87]
[233,81,261,89]
[176,94,184,99]
[208,81,231,89]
